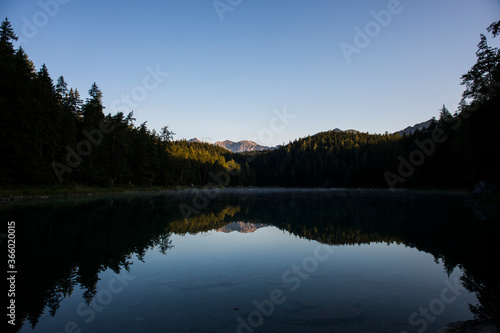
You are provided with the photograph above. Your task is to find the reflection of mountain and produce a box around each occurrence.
[216,221,268,233]
[1,189,499,331]
[168,205,241,235]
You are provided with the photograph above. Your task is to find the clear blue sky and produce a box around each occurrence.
[2,0,499,146]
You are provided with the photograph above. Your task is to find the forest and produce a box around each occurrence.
[1,18,499,190]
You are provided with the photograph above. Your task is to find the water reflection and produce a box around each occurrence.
[1,189,498,332]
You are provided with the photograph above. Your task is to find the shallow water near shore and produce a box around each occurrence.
[2,188,497,333]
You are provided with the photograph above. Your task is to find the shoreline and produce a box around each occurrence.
[0,184,470,203]
[0,185,184,202]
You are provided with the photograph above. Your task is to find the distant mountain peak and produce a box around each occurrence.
[214,140,275,153]
[186,138,275,153]
[396,119,433,136]
[344,129,359,134]
[332,128,359,134]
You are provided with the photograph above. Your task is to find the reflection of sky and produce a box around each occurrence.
[143,225,447,277]
[23,225,478,333]
[131,225,475,330]
[141,226,467,299]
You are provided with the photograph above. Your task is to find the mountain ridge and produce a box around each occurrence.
[186,120,433,153]
[188,138,276,153]
[214,140,275,153]
[396,119,433,136]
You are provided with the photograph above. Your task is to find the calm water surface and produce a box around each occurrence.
[1,189,498,333]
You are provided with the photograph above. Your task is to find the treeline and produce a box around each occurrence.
[167,140,255,187]
[249,20,500,189]
[1,18,499,190]
[248,105,498,189]
[250,130,403,187]
[0,18,246,188]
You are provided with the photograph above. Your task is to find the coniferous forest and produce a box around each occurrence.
[1,18,499,191]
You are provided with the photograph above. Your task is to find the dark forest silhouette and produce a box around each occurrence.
[1,19,499,190]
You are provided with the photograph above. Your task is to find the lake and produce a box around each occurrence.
[2,188,498,333]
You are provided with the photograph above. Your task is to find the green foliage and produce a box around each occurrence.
[166,140,250,186]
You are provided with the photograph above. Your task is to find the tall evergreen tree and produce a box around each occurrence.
[438,105,453,125]
[77,83,106,182]
[461,29,500,103]
[0,19,36,183]
[55,76,68,102]
[0,17,17,53]
[33,64,60,167]
[67,88,83,119]
[82,82,104,129]
[55,76,78,158]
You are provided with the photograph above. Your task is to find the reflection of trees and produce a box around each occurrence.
[167,205,240,235]
[156,232,174,255]
[1,189,498,331]
[229,189,500,321]
[1,194,240,332]
[461,268,500,320]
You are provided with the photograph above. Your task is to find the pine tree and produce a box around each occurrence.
[461,28,500,103]
[0,18,17,53]
[82,82,104,129]
[33,64,61,179]
[55,76,78,158]
[438,105,453,125]
[1,21,37,183]
[55,76,68,102]
[67,88,83,120]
